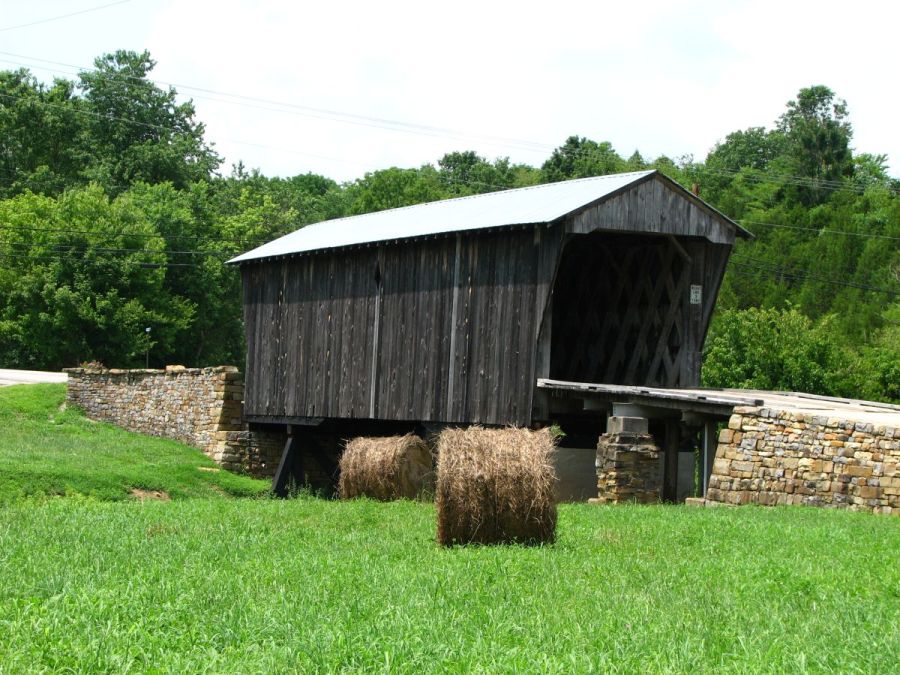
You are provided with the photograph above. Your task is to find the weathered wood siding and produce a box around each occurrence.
[240,175,739,428]
[242,226,562,426]
[569,174,737,244]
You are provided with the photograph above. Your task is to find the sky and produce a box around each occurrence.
[0,0,896,182]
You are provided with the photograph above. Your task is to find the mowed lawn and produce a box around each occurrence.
[0,385,898,672]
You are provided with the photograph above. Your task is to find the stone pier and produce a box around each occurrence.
[591,416,662,504]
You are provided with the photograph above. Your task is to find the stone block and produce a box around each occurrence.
[713,458,731,475]
[606,416,648,434]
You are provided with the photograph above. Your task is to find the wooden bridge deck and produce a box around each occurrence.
[537,378,900,426]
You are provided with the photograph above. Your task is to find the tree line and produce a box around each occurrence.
[0,51,897,401]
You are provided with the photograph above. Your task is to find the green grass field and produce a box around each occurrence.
[0,384,269,502]
[0,384,898,672]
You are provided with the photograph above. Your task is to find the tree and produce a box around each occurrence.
[706,127,783,174]
[540,136,625,182]
[702,307,843,395]
[436,151,527,195]
[0,70,87,198]
[0,186,193,369]
[776,85,853,205]
[346,166,446,214]
[78,50,220,190]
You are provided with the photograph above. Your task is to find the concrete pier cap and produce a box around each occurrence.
[606,415,649,434]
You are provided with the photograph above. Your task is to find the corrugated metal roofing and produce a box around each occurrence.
[228,170,738,263]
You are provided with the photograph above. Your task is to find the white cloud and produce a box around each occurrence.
[2,0,896,179]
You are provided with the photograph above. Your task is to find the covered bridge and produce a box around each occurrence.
[229,169,749,439]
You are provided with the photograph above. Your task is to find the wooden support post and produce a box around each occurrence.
[272,425,304,497]
[681,241,705,387]
[663,420,679,502]
[308,433,341,494]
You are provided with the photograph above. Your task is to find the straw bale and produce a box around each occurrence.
[338,433,433,500]
[436,426,557,546]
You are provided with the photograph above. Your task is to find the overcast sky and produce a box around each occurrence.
[1,0,896,181]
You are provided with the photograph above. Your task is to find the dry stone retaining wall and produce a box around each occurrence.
[64,366,282,477]
[706,406,899,514]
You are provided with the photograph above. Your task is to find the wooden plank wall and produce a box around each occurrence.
[241,179,738,427]
[242,226,561,427]
[570,175,737,245]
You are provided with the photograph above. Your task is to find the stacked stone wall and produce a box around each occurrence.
[64,366,280,477]
[706,406,899,515]
[218,430,285,477]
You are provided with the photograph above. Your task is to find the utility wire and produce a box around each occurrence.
[729,257,899,295]
[0,0,136,33]
[0,222,268,247]
[2,241,236,257]
[0,52,552,153]
[0,252,201,268]
[1,211,897,251]
[1,51,896,196]
[738,220,900,241]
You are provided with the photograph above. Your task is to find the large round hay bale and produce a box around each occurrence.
[436,426,558,546]
[338,433,434,500]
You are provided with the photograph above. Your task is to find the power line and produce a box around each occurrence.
[1,209,896,252]
[702,166,857,191]
[0,252,202,268]
[2,241,236,257]
[0,90,393,180]
[0,0,136,33]
[705,167,897,196]
[0,77,897,247]
[2,50,896,196]
[738,220,900,241]
[729,257,899,295]
[0,52,552,155]
[0,222,267,247]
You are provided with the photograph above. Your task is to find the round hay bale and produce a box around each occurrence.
[338,434,434,500]
[436,426,558,546]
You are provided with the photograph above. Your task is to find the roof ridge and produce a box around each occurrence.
[295,169,657,231]
[228,169,680,263]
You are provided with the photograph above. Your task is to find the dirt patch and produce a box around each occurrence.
[131,488,171,501]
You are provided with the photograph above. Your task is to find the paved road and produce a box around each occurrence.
[0,369,67,387]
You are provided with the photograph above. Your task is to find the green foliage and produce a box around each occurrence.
[776,85,853,205]
[0,186,187,368]
[0,384,269,502]
[0,69,87,198]
[346,165,446,214]
[77,50,221,191]
[540,135,626,182]
[836,306,900,403]
[0,51,220,200]
[0,56,898,401]
[702,307,843,394]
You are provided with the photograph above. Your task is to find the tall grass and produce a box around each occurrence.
[0,384,897,672]
[0,499,897,672]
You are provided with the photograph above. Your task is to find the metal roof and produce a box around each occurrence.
[228,170,742,264]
